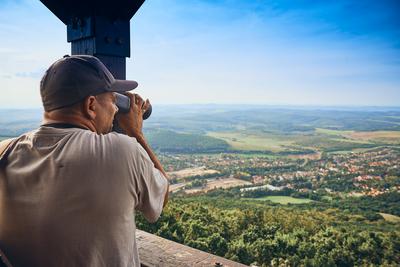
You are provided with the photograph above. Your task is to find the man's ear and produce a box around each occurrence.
[82,96,97,120]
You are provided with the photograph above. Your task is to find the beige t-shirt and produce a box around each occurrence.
[0,126,168,267]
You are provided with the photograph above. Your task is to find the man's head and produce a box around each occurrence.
[40,55,138,134]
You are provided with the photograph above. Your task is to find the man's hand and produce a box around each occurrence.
[115,93,150,139]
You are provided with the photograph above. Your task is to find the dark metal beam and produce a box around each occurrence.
[39,0,145,79]
[39,0,145,24]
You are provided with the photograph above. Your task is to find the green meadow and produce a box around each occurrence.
[207,127,396,154]
[207,131,294,152]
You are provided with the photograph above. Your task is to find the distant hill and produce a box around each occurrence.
[145,106,400,133]
[0,109,42,136]
[1,106,399,154]
[2,106,400,136]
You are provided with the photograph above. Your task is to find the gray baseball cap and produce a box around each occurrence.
[40,55,138,111]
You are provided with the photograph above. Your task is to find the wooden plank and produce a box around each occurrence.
[136,230,248,267]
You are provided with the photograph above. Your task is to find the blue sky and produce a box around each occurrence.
[0,0,399,108]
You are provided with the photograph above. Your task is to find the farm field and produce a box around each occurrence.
[316,128,400,144]
[207,129,397,154]
[327,145,399,155]
[347,131,400,143]
[184,178,252,194]
[294,133,372,149]
[167,166,219,179]
[207,131,295,151]
[287,152,321,160]
[248,195,314,204]
[315,128,353,136]
[169,182,187,193]
[379,213,400,223]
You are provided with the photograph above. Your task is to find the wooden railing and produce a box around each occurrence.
[137,230,248,267]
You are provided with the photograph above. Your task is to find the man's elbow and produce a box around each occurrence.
[145,212,162,223]
[163,185,169,207]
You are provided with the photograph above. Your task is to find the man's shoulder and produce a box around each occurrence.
[23,127,140,154]
[105,132,138,145]
[17,128,142,158]
[101,132,141,154]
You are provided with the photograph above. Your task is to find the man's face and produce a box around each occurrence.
[94,92,118,134]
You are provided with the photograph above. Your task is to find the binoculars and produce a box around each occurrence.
[115,93,152,120]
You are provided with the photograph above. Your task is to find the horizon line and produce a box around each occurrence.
[1,103,400,110]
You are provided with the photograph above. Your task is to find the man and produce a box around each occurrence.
[0,55,169,267]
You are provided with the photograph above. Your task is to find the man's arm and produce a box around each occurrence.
[0,138,15,162]
[115,93,169,206]
[135,133,169,206]
[0,139,14,156]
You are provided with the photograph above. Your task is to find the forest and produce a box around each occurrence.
[136,196,400,266]
[145,129,230,153]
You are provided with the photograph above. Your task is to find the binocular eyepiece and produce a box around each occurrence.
[115,93,152,120]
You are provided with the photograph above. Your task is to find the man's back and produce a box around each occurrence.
[0,126,167,267]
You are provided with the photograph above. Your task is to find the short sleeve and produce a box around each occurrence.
[124,138,168,223]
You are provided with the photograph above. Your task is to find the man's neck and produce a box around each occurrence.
[43,112,98,133]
